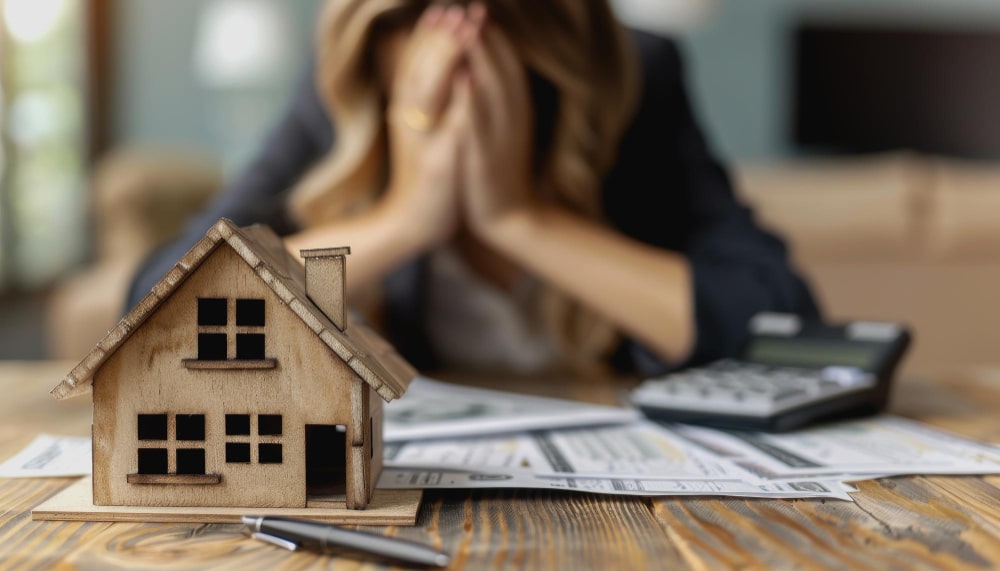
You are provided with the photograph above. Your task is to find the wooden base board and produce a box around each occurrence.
[32,477,422,525]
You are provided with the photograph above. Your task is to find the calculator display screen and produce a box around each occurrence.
[746,339,879,369]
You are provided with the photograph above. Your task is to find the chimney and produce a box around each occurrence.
[301,247,351,331]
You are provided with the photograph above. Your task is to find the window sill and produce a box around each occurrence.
[126,473,222,485]
[182,359,277,370]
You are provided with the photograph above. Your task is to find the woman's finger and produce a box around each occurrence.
[414,3,444,34]
[443,70,473,134]
[465,32,505,131]
[413,6,466,70]
[398,6,475,123]
[464,2,487,47]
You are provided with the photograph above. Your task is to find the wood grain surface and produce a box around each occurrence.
[2,361,999,570]
[32,477,422,525]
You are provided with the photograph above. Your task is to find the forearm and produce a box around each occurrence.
[477,204,695,362]
[284,199,430,303]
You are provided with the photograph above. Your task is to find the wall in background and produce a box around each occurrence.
[681,0,1000,161]
[112,0,323,172]
[111,0,1000,167]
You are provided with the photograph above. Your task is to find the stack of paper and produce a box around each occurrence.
[378,378,1000,501]
[4,377,999,501]
[384,377,641,441]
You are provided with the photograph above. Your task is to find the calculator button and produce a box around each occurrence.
[818,379,843,391]
[820,367,874,388]
[632,357,886,424]
[772,388,808,402]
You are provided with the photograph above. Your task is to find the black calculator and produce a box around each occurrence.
[631,313,911,432]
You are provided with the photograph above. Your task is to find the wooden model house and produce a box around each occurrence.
[50,218,416,510]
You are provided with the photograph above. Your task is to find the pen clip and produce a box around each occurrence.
[251,532,300,552]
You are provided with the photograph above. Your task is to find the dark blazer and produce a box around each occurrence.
[127,30,820,374]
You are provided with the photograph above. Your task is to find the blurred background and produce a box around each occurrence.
[1,0,999,376]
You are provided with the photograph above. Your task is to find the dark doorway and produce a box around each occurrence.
[305,424,347,498]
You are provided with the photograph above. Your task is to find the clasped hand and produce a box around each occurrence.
[385,3,535,248]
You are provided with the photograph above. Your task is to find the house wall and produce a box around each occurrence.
[343,385,384,509]
[92,244,367,508]
[368,390,384,501]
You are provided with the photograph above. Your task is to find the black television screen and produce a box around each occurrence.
[793,24,1000,158]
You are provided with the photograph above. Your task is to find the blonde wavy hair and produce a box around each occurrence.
[290,0,640,371]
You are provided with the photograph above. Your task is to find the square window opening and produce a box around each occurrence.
[176,414,206,441]
[226,414,251,435]
[137,448,168,474]
[137,414,167,441]
[259,443,282,464]
[236,333,265,360]
[197,298,227,326]
[258,414,282,436]
[226,442,251,463]
[176,448,206,474]
[236,299,265,326]
[198,333,227,360]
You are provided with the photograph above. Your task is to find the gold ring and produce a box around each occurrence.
[394,107,435,132]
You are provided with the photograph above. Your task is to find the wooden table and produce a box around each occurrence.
[1,361,998,570]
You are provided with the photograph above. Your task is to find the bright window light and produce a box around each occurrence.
[194,0,292,88]
[3,0,67,44]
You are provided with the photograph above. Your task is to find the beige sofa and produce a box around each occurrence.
[46,149,220,359]
[736,153,1000,375]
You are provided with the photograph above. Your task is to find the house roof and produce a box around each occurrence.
[51,219,416,402]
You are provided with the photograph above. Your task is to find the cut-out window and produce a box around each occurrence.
[138,448,168,474]
[133,414,210,479]
[226,442,251,463]
[198,333,227,360]
[226,414,282,465]
[137,414,167,440]
[235,333,265,360]
[236,299,265,326]
[176,414,205,441]
[259,443,282,464]
[193,298,267,362]
[176,448,206,474]
[226,414,251,436]
[258,414,282,436]
[198,298,227,326]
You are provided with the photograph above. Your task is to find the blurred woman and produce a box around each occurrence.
[129,0,818,375]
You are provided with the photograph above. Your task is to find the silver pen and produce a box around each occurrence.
[243,515,451,567]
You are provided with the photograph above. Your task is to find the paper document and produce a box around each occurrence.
[384,376,640,441]
[385,421,755,481]
[0,434,91,478]
[378,468,854,500]
[672,415,1000,481]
